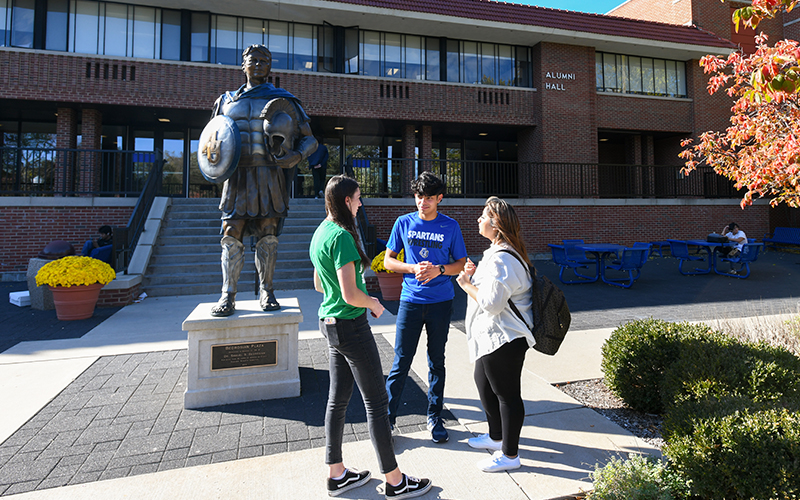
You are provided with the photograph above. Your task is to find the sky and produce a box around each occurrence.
[505,0,625,15]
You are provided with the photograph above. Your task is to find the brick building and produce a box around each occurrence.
[0,0,787,298]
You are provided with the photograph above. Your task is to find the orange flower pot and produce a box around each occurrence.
[375,272,404,301]
[49,283,103,320]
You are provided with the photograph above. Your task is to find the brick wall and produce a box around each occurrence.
[608,0,691,24]
[98,283,141,307]
[687,57,735,141]
[0,206,133,274]
[533,43,597,164]
[365,201,770,257]
[784,8,800,41]
[597,94,692,133]
[608,0,784,47]
[0,50,537,128]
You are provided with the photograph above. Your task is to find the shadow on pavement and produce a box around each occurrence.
[0,281,121,354]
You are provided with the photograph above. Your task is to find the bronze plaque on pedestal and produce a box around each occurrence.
[211,340,277,371]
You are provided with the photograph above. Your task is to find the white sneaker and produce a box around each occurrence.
[467,433,502,451]
[477,450,521,472]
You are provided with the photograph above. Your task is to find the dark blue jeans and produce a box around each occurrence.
[321,312,397,474]
[385,299,453,424]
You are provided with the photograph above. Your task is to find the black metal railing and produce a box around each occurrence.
[1,147,739,201]
[0,147,161,196]
[112,151,164,273]
[348,159,740,199]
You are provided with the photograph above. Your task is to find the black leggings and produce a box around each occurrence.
[473,337,528,456]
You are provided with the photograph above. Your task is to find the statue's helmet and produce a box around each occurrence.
[260,98,299,159]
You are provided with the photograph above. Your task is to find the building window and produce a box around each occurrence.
[10,0,34,47]
[1,0,8,46]
[360,30,381,77]
[46,0,69,51]
[60,0,165,58]
[25,0,531,87]
[461,40,478,84]
[103,2,129,57]
[292,22,316,72]
[190,12,208,62]
[160,9,180,61]
[267,20,289,69]
[425,37,440,81]
[132,6,156,58]
[596,51,687,98]
[211,15,238,65]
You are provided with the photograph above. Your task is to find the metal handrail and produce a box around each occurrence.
[112,150,164,273]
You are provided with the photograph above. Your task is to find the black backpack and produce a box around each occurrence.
[497,250,571,356]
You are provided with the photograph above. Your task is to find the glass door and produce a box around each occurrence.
[162,131,184,196]
[188,128,220,198]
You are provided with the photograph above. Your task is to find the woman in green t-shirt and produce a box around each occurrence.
[310,175,432,499]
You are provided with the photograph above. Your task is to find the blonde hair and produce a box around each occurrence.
[485,196,530,267]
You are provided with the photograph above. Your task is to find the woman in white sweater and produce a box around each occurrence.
[456,197,534,473]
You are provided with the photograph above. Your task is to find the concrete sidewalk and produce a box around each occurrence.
[0,288,656,500]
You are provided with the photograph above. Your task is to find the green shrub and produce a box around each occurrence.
[665,407,800,500]
[662,394,785,443]
[661,337,800,412]
[601,319,718,414]
[603,319,800,499]
[586,454,689,500]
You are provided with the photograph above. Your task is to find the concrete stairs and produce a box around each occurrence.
[143,198,325,297]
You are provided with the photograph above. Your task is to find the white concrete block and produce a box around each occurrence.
[127,244,153,276]
[9,291,30,307]
[182,298,303,409]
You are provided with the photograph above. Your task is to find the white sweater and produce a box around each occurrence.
[464,243,534,363]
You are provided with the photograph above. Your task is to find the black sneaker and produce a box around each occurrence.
[327,468,371,497]
[385,474,432,498]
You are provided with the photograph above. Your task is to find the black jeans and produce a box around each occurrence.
[321,312,397,474]
[311,165,327,196]
[473,337,528,456]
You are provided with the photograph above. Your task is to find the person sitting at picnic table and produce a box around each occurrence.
[81,225,113,264]
[720,222,747,258]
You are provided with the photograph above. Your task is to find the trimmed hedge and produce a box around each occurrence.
[665,406,800,500]
[601,318,800,499]
[601,319,720,414]
[662,337,800,416]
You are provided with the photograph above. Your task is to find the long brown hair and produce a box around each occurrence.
[325,175,369,270]
[485,196,530,267]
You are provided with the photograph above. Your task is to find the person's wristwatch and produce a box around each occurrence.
[438,264,446,275]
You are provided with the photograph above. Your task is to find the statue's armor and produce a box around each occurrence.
[216,94,302,232]
[221,98,273,165]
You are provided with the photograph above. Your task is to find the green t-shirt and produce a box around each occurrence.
[309,219,368,319]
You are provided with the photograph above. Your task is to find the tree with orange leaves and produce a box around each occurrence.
[680,0,800,207]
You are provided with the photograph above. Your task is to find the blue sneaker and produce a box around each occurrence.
[427,416,449,443]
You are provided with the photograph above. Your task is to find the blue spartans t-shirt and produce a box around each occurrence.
[386,212,467,304]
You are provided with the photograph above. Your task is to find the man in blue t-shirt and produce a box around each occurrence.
[384,171,467,443]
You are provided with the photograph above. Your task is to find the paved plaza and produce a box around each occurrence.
[0,249,798,499]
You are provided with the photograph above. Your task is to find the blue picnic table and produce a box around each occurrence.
[668,239,763,278]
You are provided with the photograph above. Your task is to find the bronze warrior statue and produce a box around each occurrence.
[199,44,317,316]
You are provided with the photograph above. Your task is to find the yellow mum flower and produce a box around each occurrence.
[35,256,116,288]
[370,249,404,273]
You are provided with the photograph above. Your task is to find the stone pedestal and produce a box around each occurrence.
[26,258,55,310]
[182,298,302,409]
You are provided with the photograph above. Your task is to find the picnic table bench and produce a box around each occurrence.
[762,227,800,250]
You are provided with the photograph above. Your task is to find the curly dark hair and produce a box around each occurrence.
[411,171,446,197]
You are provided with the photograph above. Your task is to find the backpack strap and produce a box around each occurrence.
[495,249,533,331]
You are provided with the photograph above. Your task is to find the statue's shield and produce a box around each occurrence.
[198,115,241,183]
